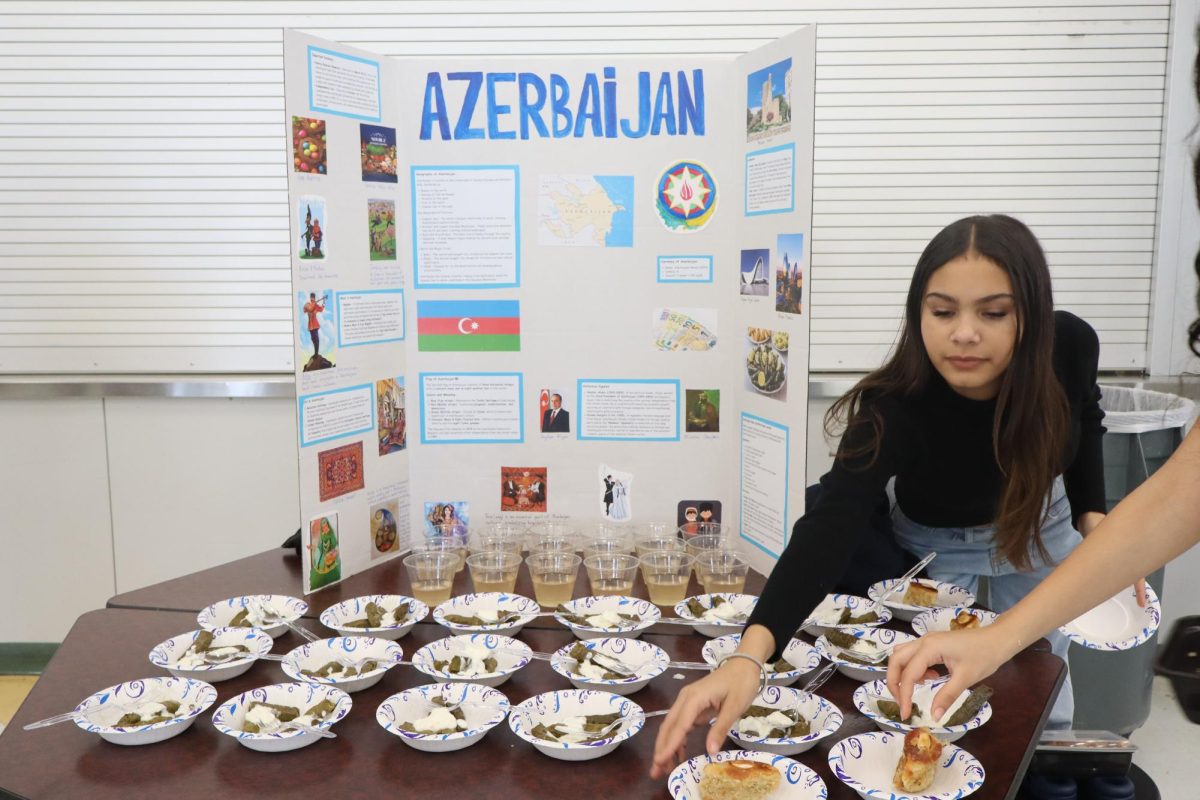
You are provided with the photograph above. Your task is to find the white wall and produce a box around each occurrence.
[2,399,114,642]
[1,396,299,642]
[104,397,300,592]
[3,390,1196,641]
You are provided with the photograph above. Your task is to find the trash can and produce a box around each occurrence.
[1068,385,1196,734]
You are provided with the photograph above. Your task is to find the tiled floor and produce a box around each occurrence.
[1130,677,1197,797]
[0,675,38,731]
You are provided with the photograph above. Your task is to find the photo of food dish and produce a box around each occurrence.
[370,499,401,560]
[747,326,771,346]
[745,340,788,400]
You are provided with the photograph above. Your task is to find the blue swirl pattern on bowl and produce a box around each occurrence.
[281,636,404,687]
[667,749,828,799]
[1058,584,1161,651]
[702,633,821,684]
[550,637,669,688]
[828,731,985,800]
[148,627,273,672]
[74,677,217,735]
[376,682,509,743]
[319,594,428,635]
[432,592,540,634]
[196,594,308,632]
[554,596,660,638]
[508,689,644,755]
[211,681,351,740]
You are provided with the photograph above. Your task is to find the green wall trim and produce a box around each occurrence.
[0,643,58,674]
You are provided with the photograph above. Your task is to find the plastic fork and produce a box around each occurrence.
[246,598,319,642]
[800,661,836,693]
[881,552,938,603]
[277,720,337,739]
[524,708,670,742]
[24,695,173,731]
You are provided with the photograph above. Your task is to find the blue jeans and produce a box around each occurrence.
[890,477,1081,729]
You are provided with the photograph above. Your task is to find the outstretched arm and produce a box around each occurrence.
[888,422,1200,719]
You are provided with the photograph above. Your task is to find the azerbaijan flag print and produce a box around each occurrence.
[416,299,520,352]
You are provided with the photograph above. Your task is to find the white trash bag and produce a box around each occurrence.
[1098,385,1196,435]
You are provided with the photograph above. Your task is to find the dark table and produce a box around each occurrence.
[105,547,768,633]
[0,603,1065,799]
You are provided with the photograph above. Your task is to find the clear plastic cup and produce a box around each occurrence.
[583,554,639,597]
[685,533,736,560]
[635,532,685,558]
[638,521,675,539]
[696,551,749,595]
[582,536,635,560]
[640,551,696,607]
[527,521,574,539]
[525,551,581,607]
[466,551,522,594]
[585,522,626,539]
[483,521,523,540]
[415,533,467,573]
[524,521,575,553]
[679,521,726,540]
[531,534,578,554]
[470,533,523,557]
[404,551,458,607]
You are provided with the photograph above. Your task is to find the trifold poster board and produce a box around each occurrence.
[284,29,815,594]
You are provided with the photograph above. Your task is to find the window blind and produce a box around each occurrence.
[0,0,1169,372]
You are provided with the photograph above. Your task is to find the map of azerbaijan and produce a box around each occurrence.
[538,175,634,247]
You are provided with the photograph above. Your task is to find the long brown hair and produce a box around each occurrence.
[825,215,1070,570]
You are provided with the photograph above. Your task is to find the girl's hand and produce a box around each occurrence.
[886,628,1011,721]
[649,657,762,779]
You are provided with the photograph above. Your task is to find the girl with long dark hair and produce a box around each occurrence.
[884,39,1200,723]
[652,213,1119,774]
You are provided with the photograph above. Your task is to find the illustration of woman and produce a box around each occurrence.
[439,504,467,539]
[610,481,631,521]
[308,516,341,589]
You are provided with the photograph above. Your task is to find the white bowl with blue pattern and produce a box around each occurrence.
[802,593,893,637]
[319,594,428,640]
[868,579,976,623]
[508,689,644,761]
[555,595,660,640]
[910,607,999,637]
[828,731,985,800]
[376,681,509,752]
[814,626,918,683]
[673,593,758,638]
[702,634,821,687]
[71,677,217,746]
[1059,584,1161,651]
[411,634,532,687]
[196,594,308,639]
[432,592,540,636]
[667,749,828,799]
[148,627,273,682]
[725,685,844,756]
[550,637,669,695]
[852,679,992,743]
[211,681,351,753]
[281,636,404,693]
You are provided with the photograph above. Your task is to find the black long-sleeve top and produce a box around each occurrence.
[748,310,1107,658]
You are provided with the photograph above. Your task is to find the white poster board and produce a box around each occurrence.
[283,27,816,590]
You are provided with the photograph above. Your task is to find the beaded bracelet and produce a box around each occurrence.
[716,652,768,696]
